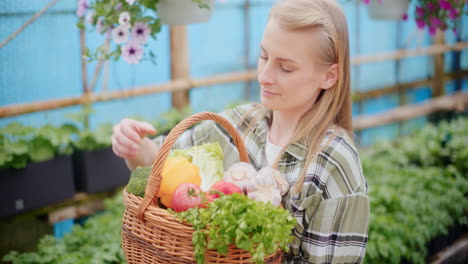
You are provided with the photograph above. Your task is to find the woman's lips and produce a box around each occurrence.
[261,89,280,96]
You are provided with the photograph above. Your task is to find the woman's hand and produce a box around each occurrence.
[111,118,157,159]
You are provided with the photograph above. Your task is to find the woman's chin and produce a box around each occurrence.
[260,97,280,111]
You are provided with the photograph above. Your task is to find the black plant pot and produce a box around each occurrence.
[0,155,75,219]
[72,147,130,194]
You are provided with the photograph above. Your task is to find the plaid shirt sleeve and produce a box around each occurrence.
[283,136,370,264]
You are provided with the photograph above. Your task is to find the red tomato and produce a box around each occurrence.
[209,181,243,198]
[171,183,203,212]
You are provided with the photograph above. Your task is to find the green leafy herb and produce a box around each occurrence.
[171,193,296,264]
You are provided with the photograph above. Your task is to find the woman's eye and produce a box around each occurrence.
[281,65,293,73]
[259,54,267,60]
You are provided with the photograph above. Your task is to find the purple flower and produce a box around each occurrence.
[121,41,144,64]
[427,3,437,12]
[449,8,459,19]
[439,0,452,9]
[126,0,137,5]
[402,13,408,21]
[76,0,88,17]
[416,6,425,17]
[116,3,123,11]
[119,12,131,27]
[429,27,437,36]
[362,0,370,4]
[131,22,151,44]
[112,25,130,44]
[430,16,442,27]
[453,28,458,35]
[416,19,426,29]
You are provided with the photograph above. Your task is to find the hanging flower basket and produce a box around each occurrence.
[367,0,409,20]
[157,0,215,25]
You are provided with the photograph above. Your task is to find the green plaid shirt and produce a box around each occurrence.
[153,104,369,264]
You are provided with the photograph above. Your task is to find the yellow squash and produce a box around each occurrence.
[157,156,201,208]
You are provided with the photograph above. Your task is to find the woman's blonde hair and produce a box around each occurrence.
[243,0,353,194]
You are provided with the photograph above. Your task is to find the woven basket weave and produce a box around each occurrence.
[121,112,283,264]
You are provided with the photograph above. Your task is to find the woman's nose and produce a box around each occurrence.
[258,64,275,86]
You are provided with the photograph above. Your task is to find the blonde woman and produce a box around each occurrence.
[112,0,369,262]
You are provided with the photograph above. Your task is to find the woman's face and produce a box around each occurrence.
[257,19,333,113]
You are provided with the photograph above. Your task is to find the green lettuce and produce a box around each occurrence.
[170,142,224,191]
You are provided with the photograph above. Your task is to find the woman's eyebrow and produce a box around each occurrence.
[260,44,298,64]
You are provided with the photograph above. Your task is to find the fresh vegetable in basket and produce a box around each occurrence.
[171,193,296,264]
[126,165,152,197]
[172,183,204,212]
[170,142,224,191]
[126,156,201,209]
[223,163,289,206]
[158,156,201,208]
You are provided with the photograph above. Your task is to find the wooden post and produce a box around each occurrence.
[433,30,446,97]
[430,30,446,123]
[170,25,190,109]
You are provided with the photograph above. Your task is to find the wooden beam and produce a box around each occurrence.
[353,92,468,130]
[170,25,190,109]
[2,41,468,118]
[430,236,468,264]
[351,42,468,65]
[0,71,256,118]
[353,70,468,102]
[48,200,104,224]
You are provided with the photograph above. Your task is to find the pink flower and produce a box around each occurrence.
[402,13,408,21]
[449,8,459,19]
[416,19,426,29]
[439,0,452,9]
[112,25,130,44]
[119,12,131,27]
[362,0,370,4]
[430,16,442,27]
[416,6,425,17]
[429,27,437,36]
[427,3,437,12]
[131,22,151,44]
[76,0,88,17]
[121,41,144,64]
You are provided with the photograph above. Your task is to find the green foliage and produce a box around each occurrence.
[0,123,78,169]
[65,106,114,152]
[362,117,468,264]
[2,194,126,264]
[126,166,152,197]
[171,193,296,264]
[150,106,193,135]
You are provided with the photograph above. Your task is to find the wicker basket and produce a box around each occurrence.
[121,112,283,264]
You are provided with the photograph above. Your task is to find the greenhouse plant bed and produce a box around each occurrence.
[0,155,75,219]
[72,147,130,194]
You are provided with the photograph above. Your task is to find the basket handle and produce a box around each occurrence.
[137,112,250,221]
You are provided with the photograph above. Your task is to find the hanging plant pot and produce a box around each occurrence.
[367,0,409,20]
[156,0,215,25]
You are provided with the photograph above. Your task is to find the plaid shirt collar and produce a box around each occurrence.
[252,109,308,163]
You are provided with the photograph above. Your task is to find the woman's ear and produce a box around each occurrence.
[320,64,339,90]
